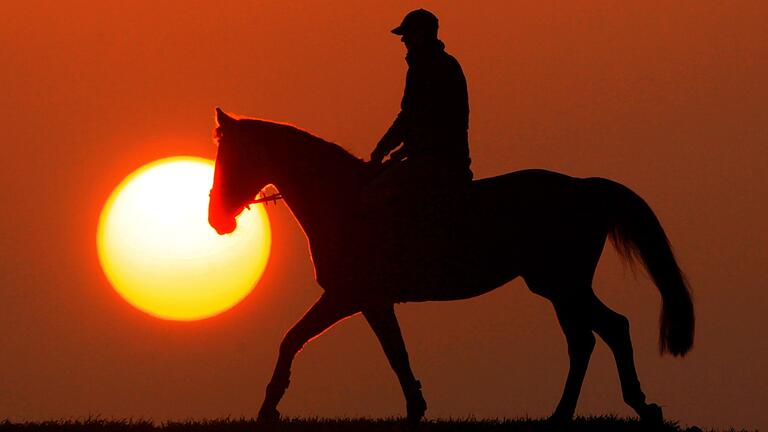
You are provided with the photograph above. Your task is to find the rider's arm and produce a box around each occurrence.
[371,113,406,163]
[371,66,416,163]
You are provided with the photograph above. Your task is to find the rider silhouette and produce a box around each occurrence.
[363,9,472,297]
[370,9,473,193]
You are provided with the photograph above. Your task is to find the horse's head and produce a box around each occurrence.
[209,108,272,235]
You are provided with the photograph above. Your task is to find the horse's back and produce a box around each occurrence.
[425,169,613,299]
[470,168,576,200]
[464,169,584,233]
[394,169,582,301]
[360,168,614,303]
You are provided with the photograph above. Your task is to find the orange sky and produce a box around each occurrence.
[1,1,766,429]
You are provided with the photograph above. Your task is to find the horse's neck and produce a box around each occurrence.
[265,126,364,242]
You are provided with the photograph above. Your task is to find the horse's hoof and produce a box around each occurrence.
[639,403,664,425]
[404,380,427,425]
[256,407,281,424]
[406,394,427,425]
[547,412,573,426]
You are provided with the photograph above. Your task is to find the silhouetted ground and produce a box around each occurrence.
[0,417,751,432]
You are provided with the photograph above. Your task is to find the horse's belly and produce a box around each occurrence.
[397,244,522,303]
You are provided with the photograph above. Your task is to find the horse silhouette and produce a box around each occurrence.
[208,108,694,425]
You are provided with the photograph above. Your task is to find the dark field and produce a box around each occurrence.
[0,417,749,432]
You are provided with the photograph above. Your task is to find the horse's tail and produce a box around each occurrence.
[591,178,694,356]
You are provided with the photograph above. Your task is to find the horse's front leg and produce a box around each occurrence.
[258,294,360,423]
[363,303,426,424]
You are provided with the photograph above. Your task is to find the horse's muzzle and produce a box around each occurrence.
[213,220,236,235]
[208,208,237,235]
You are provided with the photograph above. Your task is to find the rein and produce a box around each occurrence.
[246,192,284,208]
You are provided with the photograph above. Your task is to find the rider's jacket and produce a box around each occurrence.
[373,39,472,181]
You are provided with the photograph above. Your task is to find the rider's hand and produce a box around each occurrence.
[370,148,386,165]
[389,147,408,162]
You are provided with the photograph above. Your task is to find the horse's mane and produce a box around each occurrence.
[240,117,365,168]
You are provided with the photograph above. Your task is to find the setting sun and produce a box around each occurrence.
[97,156,271,321]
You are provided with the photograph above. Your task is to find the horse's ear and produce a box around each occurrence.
[215,107,235,128]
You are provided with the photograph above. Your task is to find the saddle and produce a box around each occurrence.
[360,162,473,296]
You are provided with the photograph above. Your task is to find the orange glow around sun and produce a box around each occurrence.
[97,156,271,321]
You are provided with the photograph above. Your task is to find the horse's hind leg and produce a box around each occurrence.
[590,295,663,423]
[549,295,597,422]
[362,303,426,424]
[258,294,360,423]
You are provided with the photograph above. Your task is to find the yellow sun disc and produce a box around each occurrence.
[97,156,271,321]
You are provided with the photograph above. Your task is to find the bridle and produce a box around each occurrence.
[211,138,283,210]
[245,192,283,209]
[208,189,284,212]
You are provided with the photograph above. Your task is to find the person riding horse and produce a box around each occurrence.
[362,9,474,298]
[369,9,473,196]
[210,12,693,424]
